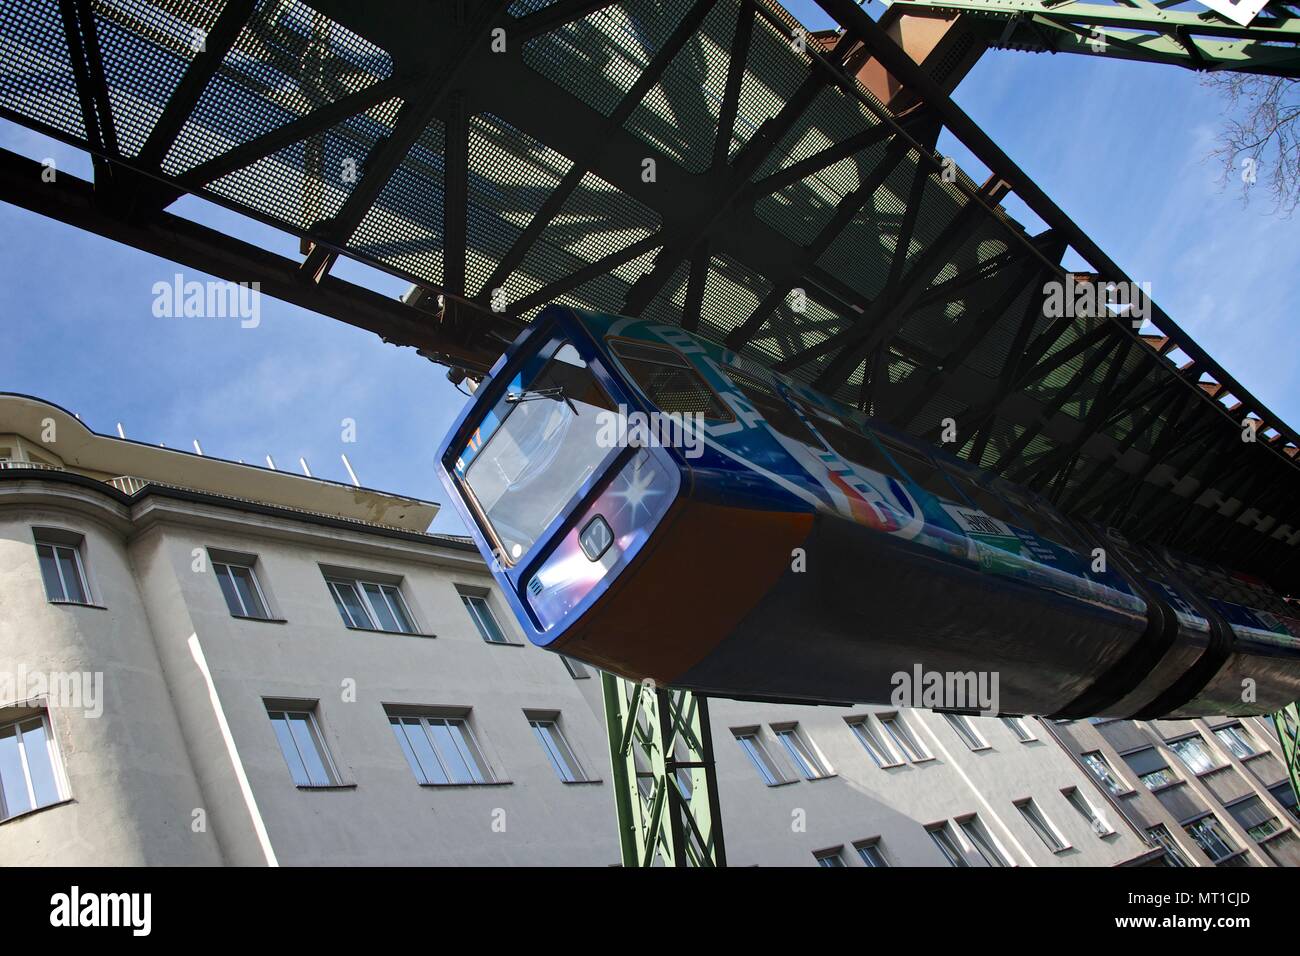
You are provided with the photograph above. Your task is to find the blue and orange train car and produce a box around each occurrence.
[436,305,1300,718]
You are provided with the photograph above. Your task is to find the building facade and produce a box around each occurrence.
[0,393,1293,866]
[1050,715,1300,867]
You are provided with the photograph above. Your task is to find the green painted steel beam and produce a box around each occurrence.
[602,672,727,867]
[1273,704,1300,811]
[885,0,1300,75]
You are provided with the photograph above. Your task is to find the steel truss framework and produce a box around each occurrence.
[0,0,1297,596]
[602,674,726,866]
[885,0,1300,76]
[1274,704,1300,811]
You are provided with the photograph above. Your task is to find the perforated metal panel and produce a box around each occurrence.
[0,0,1296,585]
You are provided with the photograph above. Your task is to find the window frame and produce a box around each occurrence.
[326,575,418,635]
[927,823,970,867]
[813,846,848,867]
[0,711,69,821]
[847,716,900,768]
[772,724,832,780]
[880,713,931,763]
[1183,814,1239,863]
[33,528,92,605]
[943,712,990,751]
[1016,798,1070,853]
[561,655,591,679]
[854,839,889,867]
[608,337,735,424]
[733,729,789,786]
[1081,750,1129,795]
[1001,716,1037,743]
[387,710,496,786]
[265,704,341,789]
[958,815,1011,867]
[459,589,513,645]
[528,714,588,783]
[1064,786,1114,836]
[1168,735,1220,775]
[211,555,273,620]
[1215,724,1260,759]
[1146,824,1191,867]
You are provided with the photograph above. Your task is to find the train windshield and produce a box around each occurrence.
[464,344,616,563]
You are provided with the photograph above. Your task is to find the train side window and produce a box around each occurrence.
[874,437,955,501]
[794,402,901,480]
[607,338,731,422]
[722,365,819,446]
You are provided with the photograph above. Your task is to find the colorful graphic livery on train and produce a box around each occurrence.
[437,306,1300,718]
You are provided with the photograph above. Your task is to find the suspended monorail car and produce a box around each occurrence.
[435,305,1300,718]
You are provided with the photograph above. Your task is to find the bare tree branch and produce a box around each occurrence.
[1204,72,1300,217]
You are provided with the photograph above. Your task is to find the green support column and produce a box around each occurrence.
[1272,703,1300,808]
[602,672,727,867]
[885,0,1300,77]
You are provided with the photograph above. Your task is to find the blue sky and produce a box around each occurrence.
[1,2,1296,536]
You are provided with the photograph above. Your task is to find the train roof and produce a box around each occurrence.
[2,0,1296,590]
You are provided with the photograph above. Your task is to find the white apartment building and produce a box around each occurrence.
[0,391,1289,866]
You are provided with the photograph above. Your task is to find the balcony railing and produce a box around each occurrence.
[0,458,63,471]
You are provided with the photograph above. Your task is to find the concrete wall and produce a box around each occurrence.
[3,474,1276,867]
[0,483,222,865]
[708,699,1150,867]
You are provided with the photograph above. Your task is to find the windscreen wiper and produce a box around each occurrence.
[505,386,578,414]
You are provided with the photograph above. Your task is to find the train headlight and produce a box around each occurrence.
[579,515,614,561]
[525,449,679,633]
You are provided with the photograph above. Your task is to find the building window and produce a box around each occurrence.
[387,710,494,785]
[927,823,969,867]
[211,554,271,620]
[33,528,91,605]
[1124,747,1178,790]
[1168,735,1219,775]
[734,730,787,786]
[880,714,930,763]
[528,715,586,783]
[458,589,511,644]
[943,713,988,751]
[1268,782,1300,823]
[773,725,831,780]
[1261,829,1300,866]
[1146,824,1190,867]
[1002,716,1036,742]
[1226,795,1283,841]
[1184,815,1239,863]
[1081,751,1127,795]
[847,716,897,767]
[959,815,1009,866]
[1215,724,1260,759]
[814,847,847,867]
[1017,799,1068,852]
[1064,787,1114,836]
[1138,768,1178,789]
[855,840,889,867]
[266,704,339,788]
[326,575,417,634]
[561,656,590,679]
[0,713,67,821]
